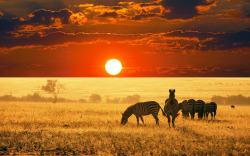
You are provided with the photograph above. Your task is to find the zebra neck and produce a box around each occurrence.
[123,108,133,119]
[169,96,175,100]
[169,99,176,105]
[169,93,175,99]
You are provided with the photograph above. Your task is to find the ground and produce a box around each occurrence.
[0,102,249,155]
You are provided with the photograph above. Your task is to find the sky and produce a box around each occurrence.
[0,0,249,77]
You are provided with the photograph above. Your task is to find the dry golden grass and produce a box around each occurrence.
[0,102,249,155]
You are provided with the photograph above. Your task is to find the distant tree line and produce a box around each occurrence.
[79,94,141,104]
[0,92,74,103]
[211,94,250,105]
[106,94,140,104]
[0,91,140,104]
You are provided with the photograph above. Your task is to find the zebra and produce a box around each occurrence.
[231,105,235,109]
[180,100,189,118]
[204,102,217,119]
[203,103,210,118]
[121,101,167,125]
[187,99,196,119]
[164,89,180,128]
[195,100,205,119]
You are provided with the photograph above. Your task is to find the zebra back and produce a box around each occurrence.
[181,100,189,117]
[195,100,205,112]
[210,102,217,116]
[196,100,205,119]
[181,100,188,111]
[187,99,196,113]
[134,101,161,116]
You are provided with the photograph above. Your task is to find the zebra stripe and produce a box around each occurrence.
[187,99,196,119]
[204,102,217,119]
[164,89,179,127]
[121,101,166,125]
[179,100,189,117]
[195,100,205,119]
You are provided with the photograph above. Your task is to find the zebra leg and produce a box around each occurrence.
[136,116,140,125]
[172,116,175,128]
[211,112,214,120]
[191,112,194,120]
[152,114,159,125]
[167,114,171,127]
[140,116,145,125]
[198,112,202,119]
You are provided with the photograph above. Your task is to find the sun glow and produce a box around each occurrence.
[105,59,122,75]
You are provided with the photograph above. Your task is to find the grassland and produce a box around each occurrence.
[0,102,249,155]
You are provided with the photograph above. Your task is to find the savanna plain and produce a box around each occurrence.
[0,102,249,155]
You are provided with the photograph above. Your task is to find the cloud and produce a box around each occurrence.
[0,9,87,37]
[98,12,118,18]
[0,15,21,35]
[201,29,250,50]
[25,8,73,25]
[0,0,67,18]
[1,11,249,55]
[160,0,216,19]
[131,9,158,20]
[157,65,234,76]
[165,30,216,40]
[227,8,250,19]
[0,31,149,48]
[111,6,123,10]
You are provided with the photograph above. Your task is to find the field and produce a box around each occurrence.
[0,102,249,155]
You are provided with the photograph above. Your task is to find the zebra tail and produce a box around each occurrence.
[160,106,167,117]
[214,103,217,116]
[214,106,217,116]
[176,112,180,117]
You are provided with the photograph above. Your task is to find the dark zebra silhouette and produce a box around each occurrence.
[187,99,196,119]
[180,100,189,118]
[164,89,180,128]
[121,101,167,125]
[195,100,205,119]
[231,105,235,109]
[204,102,217,119]
[203,103,210,118]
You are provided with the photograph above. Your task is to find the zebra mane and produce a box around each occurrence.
[123,105,133,117]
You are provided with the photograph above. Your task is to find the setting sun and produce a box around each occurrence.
[105,59,122,75]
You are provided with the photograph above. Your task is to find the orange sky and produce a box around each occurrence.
[0,0,249,77]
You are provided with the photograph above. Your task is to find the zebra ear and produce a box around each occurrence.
[169,89,171,92]
[173,89,175,92]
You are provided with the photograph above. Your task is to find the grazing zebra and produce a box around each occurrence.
[164,89,180,128]
[187,99,196,119]
[121,101,167,125]
[195,100,205,119]
[180,100,189,118]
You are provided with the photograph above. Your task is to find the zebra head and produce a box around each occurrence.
[121,113,128,125]
[169,89,175,99]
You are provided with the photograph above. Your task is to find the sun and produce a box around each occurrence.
[105,59,122,75]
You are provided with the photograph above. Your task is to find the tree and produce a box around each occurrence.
[89,94,102,103]
[41,79,65,103]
